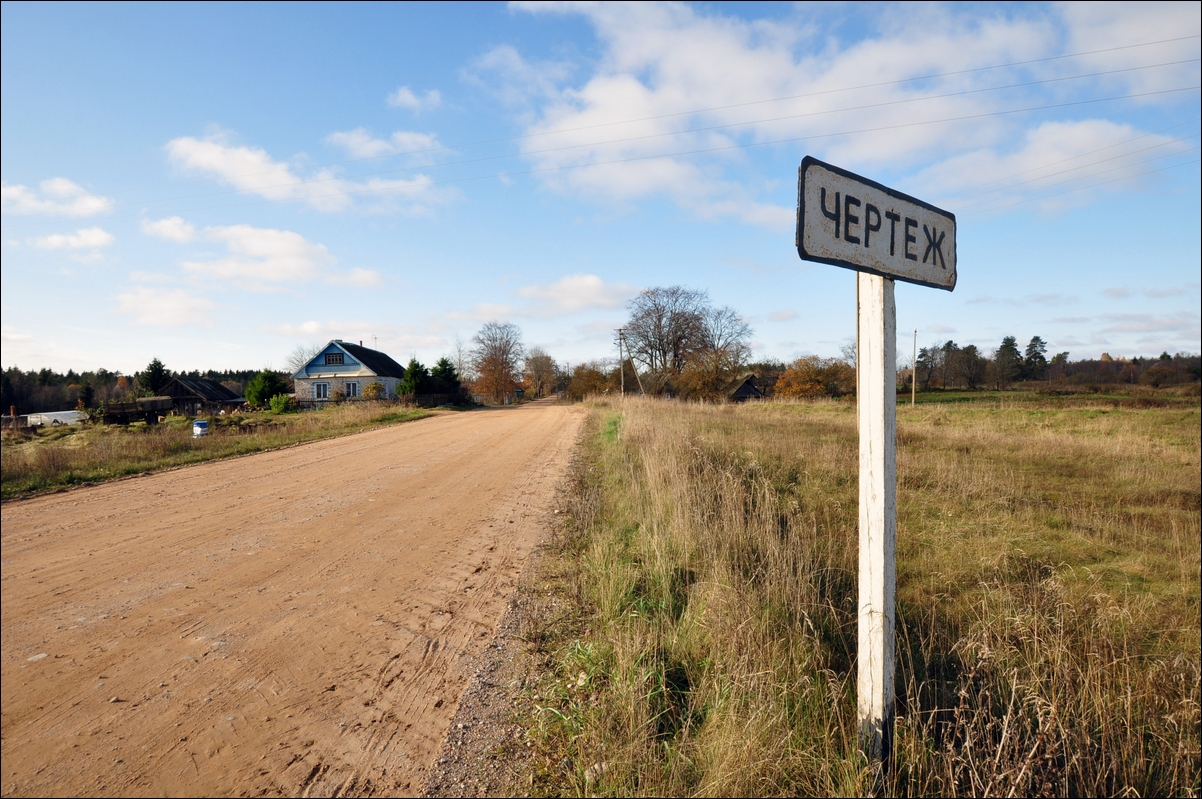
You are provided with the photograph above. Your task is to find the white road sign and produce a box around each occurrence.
[797,156,957,291]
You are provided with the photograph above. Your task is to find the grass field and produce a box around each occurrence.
[520,394,1200,797]
[0,403,433,500]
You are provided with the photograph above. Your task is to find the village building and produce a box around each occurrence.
[726,373,765,403]
[292,340,406,406]
[159,377,246,416]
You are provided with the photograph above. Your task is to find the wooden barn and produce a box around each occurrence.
[159,377,246,416]
[726,373,765,403]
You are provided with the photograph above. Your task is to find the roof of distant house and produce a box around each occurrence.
[161,377,244,403]
[335,341,407,379]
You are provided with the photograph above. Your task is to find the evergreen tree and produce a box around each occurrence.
[245,370,288,407]
[136,358,171,396]
[430,357,461,394]
[399,358,431,395]
[1024,336,1049,380]
[994,336,1023,387]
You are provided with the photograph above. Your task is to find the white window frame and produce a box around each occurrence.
[345,381,360,399]
[313,382,330,400]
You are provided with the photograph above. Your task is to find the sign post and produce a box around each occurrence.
[796,155,956,767]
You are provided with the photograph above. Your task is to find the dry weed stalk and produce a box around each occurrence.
[526,396,1199,797]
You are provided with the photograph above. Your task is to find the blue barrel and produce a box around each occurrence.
[192,420,209,438]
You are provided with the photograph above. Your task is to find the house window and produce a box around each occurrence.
[314,382,330,400]
[324,353,344,365]
[345,382,359,398]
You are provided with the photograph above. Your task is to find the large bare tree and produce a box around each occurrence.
[471,321,524,403]
[523,347,557,398]
[623,286,709,373]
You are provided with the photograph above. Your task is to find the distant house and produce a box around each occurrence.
[292,340,406,406]
[160,377,246,416]
[726,373,765,403]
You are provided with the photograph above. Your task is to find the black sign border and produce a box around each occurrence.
[796,155,957,292]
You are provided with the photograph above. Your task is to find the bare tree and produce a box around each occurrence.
[624,286,709,373]
[524,347,557,398]
[285,343,324,376]
[451,332,473,381]
[471,321,524,404]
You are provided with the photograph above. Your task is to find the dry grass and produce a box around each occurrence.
[521,396,1200,797]
[0,403,433,500]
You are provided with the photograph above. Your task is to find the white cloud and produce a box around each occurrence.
[182,224,336,289]
[141,215,197,242]
[1,325,33,343]
[143,216,379,291]
[30,226,115,250]
[326,267,383,288]
[515,273,638,316]
[116,287,215,327]
[386,86,442,111]
[1,178,112,217]
[164,130,458,215]
[494,2,1199,226]
[324,128,443,163]
[266,320,446,352]
[768,308,798,322]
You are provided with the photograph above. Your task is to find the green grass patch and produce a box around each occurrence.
[1,403,433,500]
[520,397,1200,796]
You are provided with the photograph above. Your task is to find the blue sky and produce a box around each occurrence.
[2,1,1199,374]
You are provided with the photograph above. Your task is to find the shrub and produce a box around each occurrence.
[268,393,293,413]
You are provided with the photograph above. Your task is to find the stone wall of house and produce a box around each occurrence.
[294,375,397,403]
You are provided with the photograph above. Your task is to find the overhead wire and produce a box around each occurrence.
[59,33,1202,199]
[959,157,1201,217]
[3,71,1199,223]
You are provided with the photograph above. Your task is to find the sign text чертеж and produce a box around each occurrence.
[797,156,957,291]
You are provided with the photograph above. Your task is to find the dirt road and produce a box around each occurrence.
[1,400,582,797]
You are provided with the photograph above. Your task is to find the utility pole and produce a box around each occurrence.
[615,328,625,395]
[912,329,917,406]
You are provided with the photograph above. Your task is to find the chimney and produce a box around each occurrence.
[360,340,363,346]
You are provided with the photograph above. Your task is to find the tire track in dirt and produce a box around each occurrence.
[1,400,582,797]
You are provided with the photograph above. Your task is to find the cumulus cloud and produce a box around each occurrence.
[515,273,638,316]
[30,227,115,250]
[142,216,380,290]
[1,178,112,217]
[267,320,445,351]
[386,86,442,111]
[324,128,443,163]
[490,2,1199,227]
[141,215,197,242]
[116,287,215,327]
[164,130,458,214]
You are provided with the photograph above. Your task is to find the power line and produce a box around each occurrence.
[56,34,1202,200]
[954,145,1201,212]
[3,85,1198,229]
[935,116,1201,200]
[959,157,1201,217]
[945,130,1201,204]
[5,73,1199,224]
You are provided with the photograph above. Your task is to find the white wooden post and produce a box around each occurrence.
[857,271,897,765]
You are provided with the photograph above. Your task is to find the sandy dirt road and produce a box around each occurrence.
[1,400,582,797]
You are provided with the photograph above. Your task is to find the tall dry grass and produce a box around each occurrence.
[1,403,431,499]
[523,396,1200,796]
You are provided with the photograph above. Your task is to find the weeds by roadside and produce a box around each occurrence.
[519,396,1200,796]
[0,402,433,500]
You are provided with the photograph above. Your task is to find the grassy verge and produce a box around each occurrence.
[520,396,1200,796]
[1,402,435,500]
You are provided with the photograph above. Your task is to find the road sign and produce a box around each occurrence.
[797,155,956,291]
[794,155,957,771]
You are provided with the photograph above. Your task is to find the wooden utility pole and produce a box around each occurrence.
[912,328,917,406]
[616,328,625,395]
[857,272,897,764]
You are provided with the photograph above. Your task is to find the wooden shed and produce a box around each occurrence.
[159,377,246,416]
[726,373,765,403]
